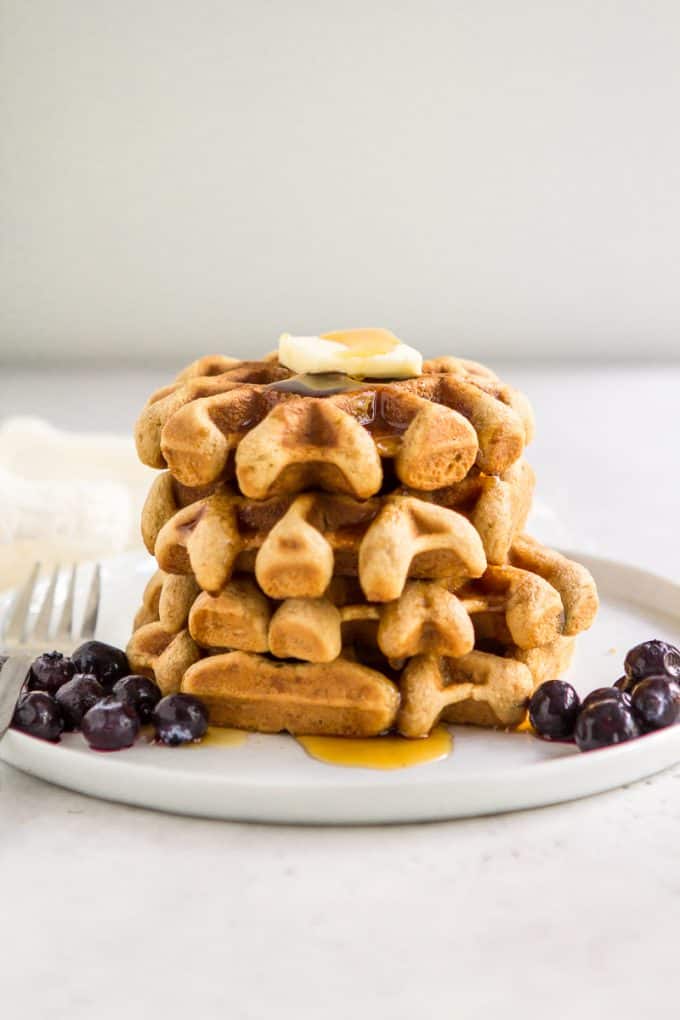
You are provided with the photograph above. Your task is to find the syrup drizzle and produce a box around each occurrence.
[266,372,368,397]
[266,373,407,445]
[297,726,453,770]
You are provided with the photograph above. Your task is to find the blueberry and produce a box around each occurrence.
[26,651,76,695]
[71,641,129,691]
[81,697,140,751]
[631,676,679,733]
[574,700,640,751]
[113,675,161,723]
[528,680,581,740]
[624,640,680,684]
[55,673,105,731]
[581,687,632,712]
[152,694,209,746]
[12,691,63,742]
[667,678,680,702]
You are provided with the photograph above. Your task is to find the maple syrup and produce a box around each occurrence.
[199,726,248,748]
[359,391,410,437]
[266,372,368,397]
[143,725,248,748]
[514,714,534,734]
[297,725,452,770]
[143,721,453,769]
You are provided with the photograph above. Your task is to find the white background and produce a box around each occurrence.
[2,0,680,364]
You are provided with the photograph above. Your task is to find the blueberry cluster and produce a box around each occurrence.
[11,641,209,750]
[528,639,680,751]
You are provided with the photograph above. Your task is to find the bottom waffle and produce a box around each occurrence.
[396,636,574,736]
[127,616,575,737]
[182,651,401,737]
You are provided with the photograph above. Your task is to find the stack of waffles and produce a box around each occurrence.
[127,349,598,738]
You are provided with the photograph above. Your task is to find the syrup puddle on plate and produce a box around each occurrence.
[297,725,453,770]
[142,726,247,748]
[200,727,248,748]
[513,714,534,734]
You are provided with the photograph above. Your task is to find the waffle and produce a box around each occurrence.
[129,342,597,740]
[126,622,201,696]
[154,487,487,599]
[460,538,598,647]
[417,458,534,565]
[135,355,534,495]
[508,535,599,634]
[184,568,566,660]
[133,570,199,633]
[396,636,575,737]
[137,573,474,662]
[134,536,596,663]
[183,651,401,737]
[141,464,532,575]
[125,627,573,735]
[143,460,533,599]
[127,538,595,737]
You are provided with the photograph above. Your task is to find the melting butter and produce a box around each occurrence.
[278,330,422,379]
[321,328,400,357]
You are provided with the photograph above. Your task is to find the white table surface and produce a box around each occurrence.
[1,361,679,1019]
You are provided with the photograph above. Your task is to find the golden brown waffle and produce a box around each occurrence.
[142,463,533,599]
[133,570,199,634]
[459,538,598,648]
[508,535,599,635]
[396,636,575,736]
[182,652,401,736]
[459,567,565,651]
[153,488,487,599]
[416,458,534,565]
[175,352,279,381]
[126,622,201,696]
[128,346,597,740]
[133,571,475,662]
[135,360,291,470]
[190,577,475,661]
[135,355,534,495]
[140,460,533,571]
[134,537,596,666]
[126,625,572,735]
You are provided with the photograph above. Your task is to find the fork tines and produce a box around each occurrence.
[2,563,101,650]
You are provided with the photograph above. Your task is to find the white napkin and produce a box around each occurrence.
[0,417,151,589]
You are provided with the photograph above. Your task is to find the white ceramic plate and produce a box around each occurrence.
[1,551,679,824]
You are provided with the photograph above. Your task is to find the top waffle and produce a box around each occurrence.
[135,353,535,497]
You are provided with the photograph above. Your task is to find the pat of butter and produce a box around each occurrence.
[278,329,422,379]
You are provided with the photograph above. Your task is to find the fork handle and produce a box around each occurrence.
[0,656,32,739]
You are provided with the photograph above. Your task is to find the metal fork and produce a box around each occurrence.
[0,563,101,738]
